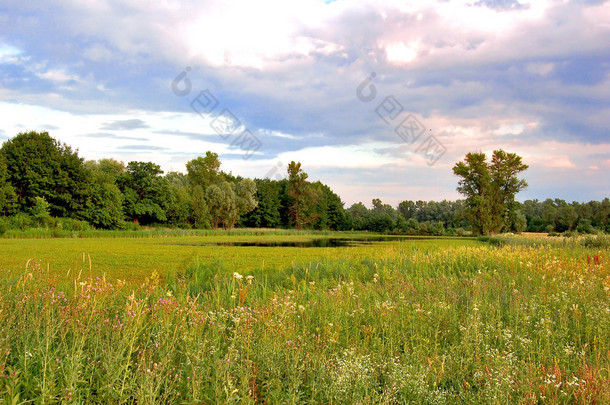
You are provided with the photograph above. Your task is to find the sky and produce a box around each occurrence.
[0,0,609,207]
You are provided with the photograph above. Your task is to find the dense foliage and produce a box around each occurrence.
[0,132,607,235]
[453,150,529,235]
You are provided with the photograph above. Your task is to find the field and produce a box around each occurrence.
[0,231,609,403]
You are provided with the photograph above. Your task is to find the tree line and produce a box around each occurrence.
[0,131,347,232]
[0,131,607,235]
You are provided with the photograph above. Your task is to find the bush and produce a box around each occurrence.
[454,227,468,237]
[56,217,92,232]
[581,234,610,249]
[10,213,35,230]
[476,235,505,246]
[576,219,595,234]
[0,217,7,236]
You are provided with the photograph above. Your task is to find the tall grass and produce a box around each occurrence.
[1,242,609,403]
[0,227,342,239]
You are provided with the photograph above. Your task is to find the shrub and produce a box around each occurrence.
[56,217,92,232]
[10,213,35,230]
[476,235,505,246]
[454,227,468,237]
[576,219,595,234]
[0,217,7,236]
[581,234,610,249]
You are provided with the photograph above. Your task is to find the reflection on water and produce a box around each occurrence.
[168,236,436,248]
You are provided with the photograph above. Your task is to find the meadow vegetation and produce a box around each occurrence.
[0,233,608,403]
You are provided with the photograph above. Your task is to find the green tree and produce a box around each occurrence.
[86,158,125,180]
[240,178,282,228]
[541,198,559,232]
[165,172,193,228]
[556,201,578,232]
[118,161,168,225]
[31,196,51,224]
[0,154,17,216]
[316,182,347,230]
[347,202,369,230]
[286,161,319,229]
[233,179,257,227]
[83,160,125,229]
[206,182,235,229]
[186,152,221,189]
[206,180,257,229]
[453,150,528,235]
[287,161,307,229]
[0,131,90,218]
[507,208,527,233]
[397,200,416,220]
[191,185,211,229]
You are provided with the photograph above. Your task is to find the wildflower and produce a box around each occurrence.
[233,272,243,280]
[299,305,305,313]
[246,275,254,284]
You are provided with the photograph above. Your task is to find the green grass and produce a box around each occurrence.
[0,232,473,282]
[0,232,608,403]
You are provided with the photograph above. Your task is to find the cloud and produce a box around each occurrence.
[80,132,147,141]
[153,130,216,142]
[1,0,609,203]
[101,119,149,131]
[117,144,169,151]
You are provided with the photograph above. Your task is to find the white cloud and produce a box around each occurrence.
[2,0,609,203]
[385,41,419,64]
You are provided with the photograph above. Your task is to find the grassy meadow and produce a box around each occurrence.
[0,232,608,403]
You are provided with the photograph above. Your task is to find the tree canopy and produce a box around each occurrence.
[453,150,528,235]
[0,131,90,218]
[0,131,606,235]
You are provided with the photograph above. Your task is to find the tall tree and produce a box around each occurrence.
[453,150,528,235]
[397,200,416,220]
[488,150,529,232]
[233,179,257,227]
[205,180,257,229]
[0,154,17,216]
[186,152,221,189]
[205,182,237,229]
[0,131,90,218]
[83,160,125,229]
[346,202,369,230]
[286,161,319,229]
[164,172,193,228]
[240,178,282,228]
[314,182,347,230]
[191,185,211,229]
[118,161,168,224]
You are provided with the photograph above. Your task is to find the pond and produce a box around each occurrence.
[168,235,436,248]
